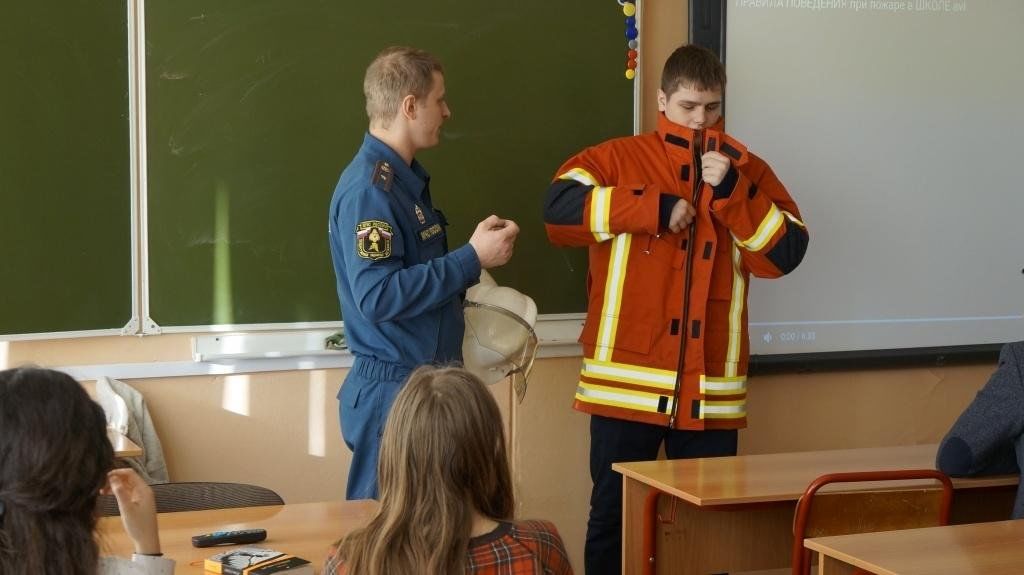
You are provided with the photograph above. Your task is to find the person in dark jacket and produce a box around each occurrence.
[936,341,1024,518]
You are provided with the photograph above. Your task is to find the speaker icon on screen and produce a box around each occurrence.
[763,332,772,344]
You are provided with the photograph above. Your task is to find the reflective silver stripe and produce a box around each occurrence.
[698,400,747,419]
[699,375,747,395]
[583,359,677,390]
[558,167,599,187]
[590,186,614,242]
[577,383,743,419]
[558,167,614,242]
[576,383,674,413]
[782,210,806,228]
[725,244,745,377]
[737,203,783,252]
[594,234,631,362]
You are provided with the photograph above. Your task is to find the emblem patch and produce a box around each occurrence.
[355,220,394,260]
[414,204,426,224]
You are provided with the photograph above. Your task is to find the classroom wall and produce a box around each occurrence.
[640,0,689,132]
[1,332,998,571]
[0,0,1003,570]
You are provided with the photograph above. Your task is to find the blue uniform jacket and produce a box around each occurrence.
[328,133,480,370]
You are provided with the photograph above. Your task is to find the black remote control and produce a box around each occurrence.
[191,528,267,548]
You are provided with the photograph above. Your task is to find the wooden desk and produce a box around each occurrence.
[805,519,1024,575]
[108,429,143,458]
[97,500,378,574]
[612,444,1018,574]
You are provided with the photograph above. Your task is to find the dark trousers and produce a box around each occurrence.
[585,415,738,575]
[337,357,409,500]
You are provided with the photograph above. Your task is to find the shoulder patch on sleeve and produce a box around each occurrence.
[355,220,394,260]
[371,160,393,192]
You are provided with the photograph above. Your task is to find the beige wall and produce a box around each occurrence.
[0,0,1000,570]
[1,336,996,571]
[641,0,689,132]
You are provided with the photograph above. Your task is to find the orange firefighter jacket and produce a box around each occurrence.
[543,114,808,430]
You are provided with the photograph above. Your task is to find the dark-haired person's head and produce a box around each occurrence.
[0,367,114,575]
[658,44,726,131]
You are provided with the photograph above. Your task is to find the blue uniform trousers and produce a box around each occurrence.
[338,357,411,500]
[585,415,738,575]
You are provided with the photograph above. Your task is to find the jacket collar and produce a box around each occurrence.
[361,132,430,196]
[656,113,725,155]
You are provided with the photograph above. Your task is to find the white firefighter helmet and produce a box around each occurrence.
[462,270,538,402]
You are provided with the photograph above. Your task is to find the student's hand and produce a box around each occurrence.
[701,151,732,187]
[469,215,519,269]
[103,469,161,555]
[667,199,696,233]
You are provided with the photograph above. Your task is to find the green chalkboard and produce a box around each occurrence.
[0,1,132,336]
[145,0,633,326]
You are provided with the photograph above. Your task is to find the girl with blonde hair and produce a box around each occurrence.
[324,366,572,575]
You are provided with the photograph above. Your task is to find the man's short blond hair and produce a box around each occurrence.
[363,46,444,128]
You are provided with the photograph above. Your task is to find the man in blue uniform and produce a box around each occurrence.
[328,46,519,500]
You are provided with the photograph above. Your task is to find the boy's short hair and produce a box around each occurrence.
[660,44,727,95]
[363,46,444,127]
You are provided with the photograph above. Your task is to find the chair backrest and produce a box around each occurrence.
[97,482,284,517]
[791,469,953,575]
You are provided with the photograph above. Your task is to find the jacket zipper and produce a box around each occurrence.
[669,130,703,428]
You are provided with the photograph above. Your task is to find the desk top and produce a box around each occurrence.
[805,519,1024,575]
[97,500,378,574]
[612,443,1018,506]
[108,429,143,458]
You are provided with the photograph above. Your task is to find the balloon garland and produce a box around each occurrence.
[621,1,638,80]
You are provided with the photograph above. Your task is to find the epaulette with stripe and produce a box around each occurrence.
[371,160,393,192]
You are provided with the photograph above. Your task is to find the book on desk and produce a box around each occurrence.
[204,547,312,575]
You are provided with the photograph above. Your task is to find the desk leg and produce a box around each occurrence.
[623,476,650,575]
[622,476,794,574]
[817,553,856,575]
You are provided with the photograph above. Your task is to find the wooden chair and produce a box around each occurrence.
[96,481,284,516]
[790,469,953,575]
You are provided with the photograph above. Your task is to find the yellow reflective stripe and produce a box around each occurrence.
[583,359,677,390]
[725,244,745,378]
[576,382,674,413]
[698,399,747,419]
[558,167,599,187]
[738,203,784,252]
[558,167,612,242]
[585,359,677,378]
[782,210,806,228]
[589,186,614,242]
[594,234,631,362]
[700,374,747,396]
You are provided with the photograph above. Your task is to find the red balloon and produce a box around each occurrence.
[626,59,637,70]
[627,49,638,59]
